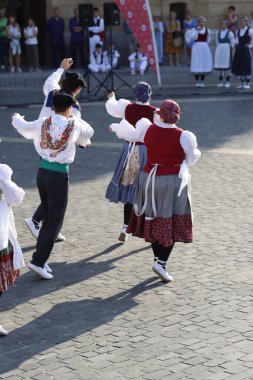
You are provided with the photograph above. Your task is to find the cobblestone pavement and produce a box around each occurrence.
[0,93,253,380]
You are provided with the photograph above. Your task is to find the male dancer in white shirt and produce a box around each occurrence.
[12,93,94,280]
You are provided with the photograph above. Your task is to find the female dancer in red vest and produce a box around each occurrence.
[105,82,156,243]
[110,99,201,282]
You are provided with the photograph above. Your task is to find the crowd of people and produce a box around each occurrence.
[1,3,253,85]
[0,57,201,335]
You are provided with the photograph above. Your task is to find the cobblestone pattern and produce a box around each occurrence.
[0,97,253,379]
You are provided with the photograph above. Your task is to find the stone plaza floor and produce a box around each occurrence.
[0,68,253,379]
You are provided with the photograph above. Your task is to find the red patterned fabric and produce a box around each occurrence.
[127,213,193,247]
[156,99,180,124]
[0,245,20,292]
[144,125,184,175]
[115,0,161,85]
[197,28,208,42]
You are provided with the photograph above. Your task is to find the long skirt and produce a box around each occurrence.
[191,42,213,74]
[127,172,193,247]
[232,45,251,77]
[214,43,231,70]
[106,142,147,204]
[0,243,20,292]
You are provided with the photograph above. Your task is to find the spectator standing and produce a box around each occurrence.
[0,8,9,69]
[24,18,40,72]
[182,11,196,64]
[187,16,212,87]
[232,16,253,89]
[153,15,164,65]
[88,7,105,53]
[227,5,239,36]
[214,20,235,87]
[69,8,85,68]
[46,7,65,68]
[164,11,182,66]
[7,15,22,73]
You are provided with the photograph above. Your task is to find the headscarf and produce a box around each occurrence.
[133,82,151,103]
[156,99,180,124]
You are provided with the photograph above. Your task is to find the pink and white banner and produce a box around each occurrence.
[115,0,161,87]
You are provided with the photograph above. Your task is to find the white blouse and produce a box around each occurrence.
[187,27,211,45]
[216,29,235,47]
[0,164,25,270]
[12,113,94,164]
[235,27,253,46]
[110,113,201,166]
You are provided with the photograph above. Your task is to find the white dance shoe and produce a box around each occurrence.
[152,261,173,282]
[0,325,8,336]
[28,263,54,280]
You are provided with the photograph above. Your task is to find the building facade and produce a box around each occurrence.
[1,0,253,65]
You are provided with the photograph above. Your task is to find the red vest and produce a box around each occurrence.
[196,28,208,42]
[144,125,185,175]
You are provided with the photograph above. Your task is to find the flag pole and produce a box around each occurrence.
[145,0,162,88]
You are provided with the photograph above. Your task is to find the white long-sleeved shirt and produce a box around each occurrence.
[128,51,148,63]
[105,94,131,119]
[12,113,94,164]
[110,113,201,167]
[235,27,253,46]
[88,17,104,34]
[186,27,211,45]
[39,68,81,119]
[216,29,235,48]
[0,164,25,269]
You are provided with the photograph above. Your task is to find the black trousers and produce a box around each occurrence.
[124,203,133,225]
[70,41,85,68]
[151,242,174,262]
[51,42,65,68]
[31,169,68,267]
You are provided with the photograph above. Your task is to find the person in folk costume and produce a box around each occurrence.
[164,11,181,66]
[232,17,253,89]
[88,7,105,53]
[25,58,87,242]
[88,43,110,73]
[12,93,94,280]
[105,83,156,243]
[109,99,201,282]
[0,149,25,335]
[153,15,164,65]
[214,19,235,88]
[182,11,197,64]
[128,44,148,76]
[187,16,213,87]
[105,43,120,69]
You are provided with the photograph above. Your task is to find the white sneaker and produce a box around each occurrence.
[25,218,40,239]
[236,83,244,89]
[10,66,15,73]
[118,226,129,243]
[243,83,250,89]
[55,233,65,242]
[0,325,8,336]
[0,65,5,69]
[44,263,52,273]
[130,71,135,75]
[195,82,200,87]
[152,261,173,282]
[199,82,205,88]
[140,70,144,76]
[217,82,224,87]
[17,67,22,73]
[224,82,230,88]
[28,263,54,280]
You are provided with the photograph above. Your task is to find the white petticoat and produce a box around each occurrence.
[214,43,231,69]
[191,42,213,74]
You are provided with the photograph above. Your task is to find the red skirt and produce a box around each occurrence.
[0,243,20,292]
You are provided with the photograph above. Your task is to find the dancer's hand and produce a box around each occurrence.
[60,58,73,70]
[108,91,115,99]
[12,113,24,119]
[109,125,113,132]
